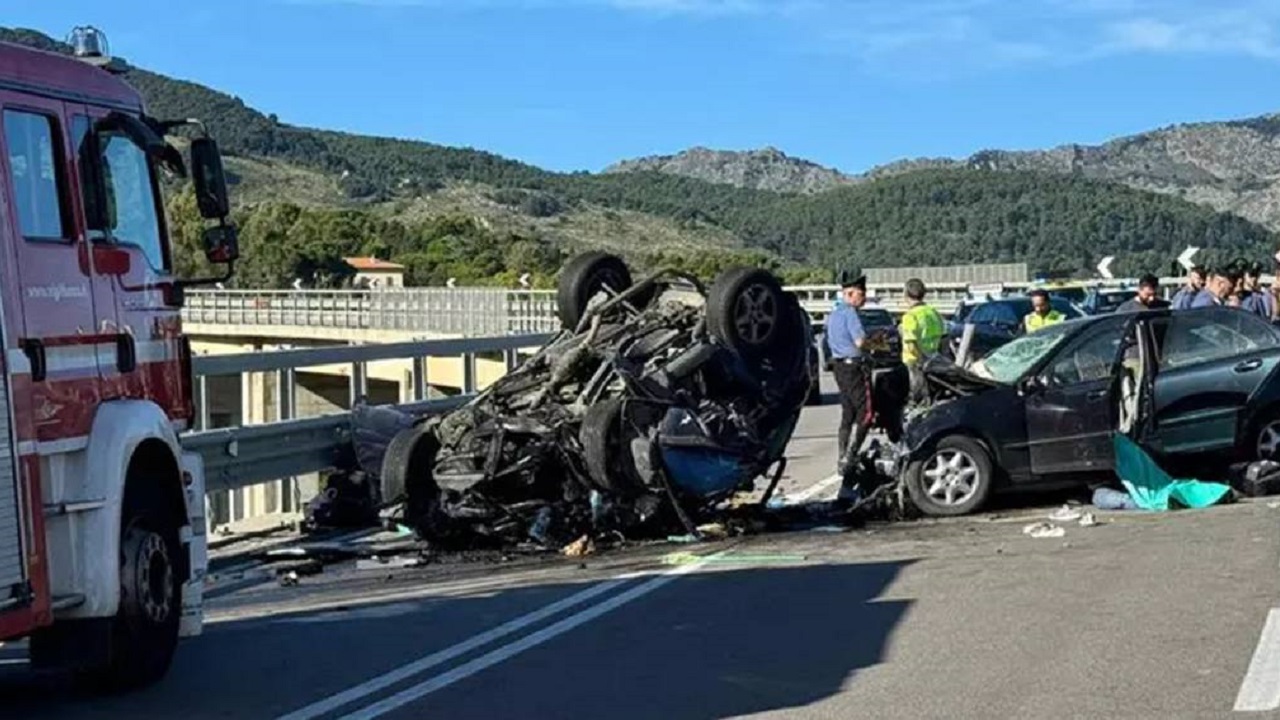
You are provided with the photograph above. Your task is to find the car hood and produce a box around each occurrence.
[919,356,1003,395]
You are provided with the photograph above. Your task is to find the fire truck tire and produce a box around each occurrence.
[84,479,183,691]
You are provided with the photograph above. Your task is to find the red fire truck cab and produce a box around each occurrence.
[0,27,238,690]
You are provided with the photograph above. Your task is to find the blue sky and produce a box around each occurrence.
[9,1,1280,173]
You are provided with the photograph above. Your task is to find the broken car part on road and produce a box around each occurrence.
[365,252,817,549]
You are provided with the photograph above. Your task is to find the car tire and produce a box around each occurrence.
[904,435,994,517]
[555,252,637,330]
[1247,407,1280,461]
[706,266,793,364]
[580,397,651,495]
[382,423,442,529]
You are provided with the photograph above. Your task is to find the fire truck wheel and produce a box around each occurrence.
[84,482,183,691]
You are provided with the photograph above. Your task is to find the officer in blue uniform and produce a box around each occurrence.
[1240,263,1275,319]
[824,273,871,475]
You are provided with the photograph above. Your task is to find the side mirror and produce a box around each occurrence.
[191,137,230,220]
[202,224,239,264]
[1020,374,1046,394]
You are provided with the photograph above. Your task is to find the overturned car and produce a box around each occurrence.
[897,305,1280,516]
[376,252,815,547]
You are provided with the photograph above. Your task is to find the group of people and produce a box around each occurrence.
[823,273,946,488]
[822,263,1280,495]
[1168,264,1278,319]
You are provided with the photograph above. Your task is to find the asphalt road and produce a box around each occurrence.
[5,374,1280,719]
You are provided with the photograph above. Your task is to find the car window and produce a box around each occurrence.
[966,304,995,324]
[990,303,1020,325]
[1046,325,1123,386]
[1158,310,1280,369]
[860,310,895,328]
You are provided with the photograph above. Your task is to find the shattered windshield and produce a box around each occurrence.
[970,321,1076,383]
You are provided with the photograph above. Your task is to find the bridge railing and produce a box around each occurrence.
[182,276,1201,340]
[183,331,556,522]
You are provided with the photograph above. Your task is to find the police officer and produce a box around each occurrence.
[1240,263,1275,319]
[899,278,945,405]
[1170,266,1207,310]
[825,273,872,476]
[1191,267,1234,307]
[1023,289,1065,333]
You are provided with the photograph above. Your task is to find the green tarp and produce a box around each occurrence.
[1112,434,1233,511]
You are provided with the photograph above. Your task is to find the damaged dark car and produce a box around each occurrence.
[899,306,1280,516]
[375,252,815,547]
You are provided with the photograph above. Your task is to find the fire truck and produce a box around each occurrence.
[0,28,238,689]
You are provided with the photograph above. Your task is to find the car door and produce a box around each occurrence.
[1024,315,1132,475]
[1145,308,1280,455]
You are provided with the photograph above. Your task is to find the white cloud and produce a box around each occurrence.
[793,0,1280,79]
[273,0,1280,69]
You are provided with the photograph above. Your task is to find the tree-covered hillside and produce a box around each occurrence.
[733,170,1275,277]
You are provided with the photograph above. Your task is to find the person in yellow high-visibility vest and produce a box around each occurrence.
[1023,289,1065,332]
[899,278,946,405]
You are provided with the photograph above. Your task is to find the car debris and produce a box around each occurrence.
[365,252,818,549]
[1022,522,1066,539]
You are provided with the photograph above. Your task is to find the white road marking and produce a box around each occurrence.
[274,576,631,720]
[1235,608,1280,711]
[275,602,424,625]
[334,551,727,720]
[781,473,843,505]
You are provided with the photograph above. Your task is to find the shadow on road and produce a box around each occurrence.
[0,558,916,720]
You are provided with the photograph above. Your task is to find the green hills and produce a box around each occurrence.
[1,26,1275,288]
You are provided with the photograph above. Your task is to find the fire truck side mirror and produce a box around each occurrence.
[202,224,239,264]
[190,137,230,220]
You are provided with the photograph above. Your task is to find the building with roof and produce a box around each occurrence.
[345,257,406,288]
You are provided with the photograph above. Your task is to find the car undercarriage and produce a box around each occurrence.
[369,252,817,549]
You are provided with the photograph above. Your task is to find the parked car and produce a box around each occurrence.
[1081,287,1135,315]
[898,306,1280,516]
[944,295,1086,361]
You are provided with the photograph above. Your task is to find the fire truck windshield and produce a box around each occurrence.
[99,132,168,272]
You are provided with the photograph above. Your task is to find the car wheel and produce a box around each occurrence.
[1254,412,1280,461]
[706,266,792,363]
[904,435,993,517]
[580,397,655,495]
[555,252,636,330]
[381,422,442,532]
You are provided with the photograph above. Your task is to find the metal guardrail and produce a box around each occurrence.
[184,332,555,494]
[183,289,562,336]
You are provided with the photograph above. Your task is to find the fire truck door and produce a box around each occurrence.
[69,109,127,396]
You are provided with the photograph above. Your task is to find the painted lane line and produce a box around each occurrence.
[274,576,632,720]
[1234,608,1280,711]
[211,563,663,626]
[782,473,843,505]
[335,550,729,720]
